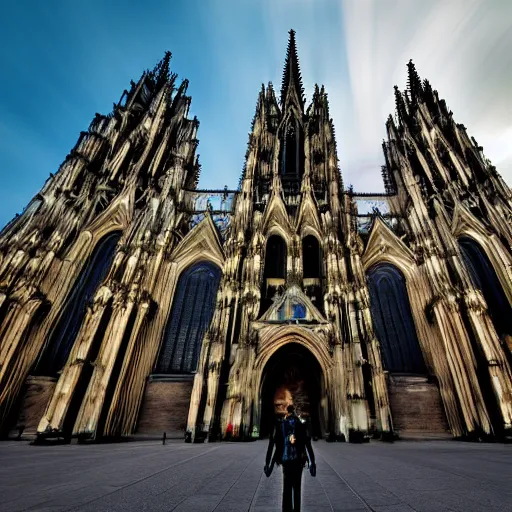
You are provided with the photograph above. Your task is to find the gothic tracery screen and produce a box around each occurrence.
[156,261,221,374]
[367,263,425,374]
[35,231,121,376]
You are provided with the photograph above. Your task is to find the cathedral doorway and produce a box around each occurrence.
[259,343,324,439]
[366,263,425,374]
[367,263,450,436]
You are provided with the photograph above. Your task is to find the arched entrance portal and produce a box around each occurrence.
[259,343,324,439]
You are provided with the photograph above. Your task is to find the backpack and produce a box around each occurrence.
[281,415,308,465]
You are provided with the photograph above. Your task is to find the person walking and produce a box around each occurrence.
[264,404,316,512]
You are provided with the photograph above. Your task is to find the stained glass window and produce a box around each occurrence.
[292,302,306,319]
[367,263,425,373]
[35,231,121,376]
[156,261,221,373]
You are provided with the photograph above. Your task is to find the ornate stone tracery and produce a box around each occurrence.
[0,33,511,443]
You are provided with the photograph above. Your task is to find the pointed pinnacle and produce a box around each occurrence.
[407,59,423,104]
[280,29,305,108]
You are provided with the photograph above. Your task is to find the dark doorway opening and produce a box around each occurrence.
[259,343,323,439]
[367,263,426,374]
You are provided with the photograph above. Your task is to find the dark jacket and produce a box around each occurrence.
[265,415,316,467]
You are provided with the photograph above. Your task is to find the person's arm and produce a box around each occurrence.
[301,422,316,476]
[305,435,315,465]
[265,428,275,467]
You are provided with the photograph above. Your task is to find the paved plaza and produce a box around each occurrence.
[0,439,511,512]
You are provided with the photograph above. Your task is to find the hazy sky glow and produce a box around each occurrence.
[0,0,510,228]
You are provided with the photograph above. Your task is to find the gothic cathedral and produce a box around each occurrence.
[1,31,512,443]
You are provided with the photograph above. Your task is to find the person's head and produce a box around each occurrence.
[286,404,295,417]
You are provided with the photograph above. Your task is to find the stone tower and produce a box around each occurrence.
[0,53,204,439]
[186,30,391,442]
[0,32,511,443]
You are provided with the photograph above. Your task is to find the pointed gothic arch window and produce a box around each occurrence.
[302,235,323,312]
[260,235,287,315]
[302,235,322,279]
[367,263,425,373]
[264,235,287,279]
[280,115,304,182]
[35,231,121,376]
[459,237,512,341]
[156,261,222,374]
[283,120,298,176]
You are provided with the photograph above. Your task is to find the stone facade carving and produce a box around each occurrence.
[1,33,511,443]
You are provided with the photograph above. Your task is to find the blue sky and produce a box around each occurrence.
[1,0,511,228]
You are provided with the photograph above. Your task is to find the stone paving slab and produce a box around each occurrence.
[0,440,510,511]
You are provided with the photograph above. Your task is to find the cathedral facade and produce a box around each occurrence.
[1,31,512,443]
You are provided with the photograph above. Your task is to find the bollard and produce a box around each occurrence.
[163,432,166,445]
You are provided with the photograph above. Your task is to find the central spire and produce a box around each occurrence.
[280,29,305,110]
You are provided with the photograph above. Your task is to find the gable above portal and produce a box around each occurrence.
[259,284,325,323]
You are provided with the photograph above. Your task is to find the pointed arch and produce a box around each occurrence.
[155,261,222,374]
[280,114,304,178]
[459,236,512,343]
[171,214,225,270]
[264,234,287,280]
[279,107,305,198]
[367,263,426,374]
[302,234,322,279]
[296,193,322,237]
[260,234,288,315]
[362,217,416,273]
[261,192,293,236]
[451,202,512,307]
[35,231,121,376]
[302,234,324,312]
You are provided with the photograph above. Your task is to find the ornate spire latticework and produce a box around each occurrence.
[280,29,305,109]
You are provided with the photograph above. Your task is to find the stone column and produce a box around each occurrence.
[73,294,135,438]
[37,286,112,435]
[102,300,151,437]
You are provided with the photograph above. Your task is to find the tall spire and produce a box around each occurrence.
[280,29,305,109]
[407,59,423,106]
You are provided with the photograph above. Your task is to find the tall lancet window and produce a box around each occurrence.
[35,231,121,377]
[264,235,287,279]
[367,263,425,374]
[302,235,323,311]
[156,262,221,374]
[459,237,512,341]
[302,235,322,279]
[280,116,304,183]
[260,235,287,315]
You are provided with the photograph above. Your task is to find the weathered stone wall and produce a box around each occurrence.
[137,376,194,436]
[11,376,57,436]
[388,374,449,435]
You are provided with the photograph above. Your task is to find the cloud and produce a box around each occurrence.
[337,0,512,190]
[0,0,510,227]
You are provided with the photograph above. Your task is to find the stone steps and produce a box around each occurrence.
[136,375,193,435]
[387,374,451,438]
